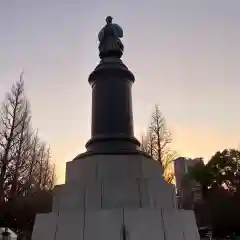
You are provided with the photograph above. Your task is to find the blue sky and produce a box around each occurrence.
[0,0,240,183]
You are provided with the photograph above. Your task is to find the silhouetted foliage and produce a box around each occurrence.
[187,149,240,237]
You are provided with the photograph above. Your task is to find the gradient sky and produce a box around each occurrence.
[0,0,240,183]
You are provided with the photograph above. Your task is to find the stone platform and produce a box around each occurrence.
[32,153,200,240]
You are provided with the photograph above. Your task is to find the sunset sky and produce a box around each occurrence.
[0,1,239,183]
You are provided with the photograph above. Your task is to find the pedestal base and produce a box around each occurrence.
[33,209,199,240]
[32,153,200,240]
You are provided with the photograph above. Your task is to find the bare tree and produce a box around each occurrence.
[34,143,56,191]
[8,101,32,200]
[41,146,56,190]
[20,130,40,196]
[0,75,57,236]
[0,75,56,205]
[22,132,56,195]
[0,75,27,204]
[141,105,177,183]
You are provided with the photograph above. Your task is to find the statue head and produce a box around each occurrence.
[106,16,113,24]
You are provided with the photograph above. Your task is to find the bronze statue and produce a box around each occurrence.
[98,16,124,59]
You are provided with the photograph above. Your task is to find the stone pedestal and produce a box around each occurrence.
[32,153,200,240]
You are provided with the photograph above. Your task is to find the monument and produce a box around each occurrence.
[32,17,200,240]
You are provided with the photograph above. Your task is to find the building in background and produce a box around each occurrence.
[174,157,204,209]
